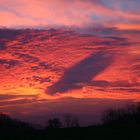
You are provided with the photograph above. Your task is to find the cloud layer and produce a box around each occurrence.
[0,0,140,29]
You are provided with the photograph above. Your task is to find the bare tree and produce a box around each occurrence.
[102,103,140,125]
[64,114,80,128]
[46,117,61,129]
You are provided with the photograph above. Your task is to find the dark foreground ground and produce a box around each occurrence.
[0,124,140,140]
[0,103,140,140]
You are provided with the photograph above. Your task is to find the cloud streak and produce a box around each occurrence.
[47,51,114,94]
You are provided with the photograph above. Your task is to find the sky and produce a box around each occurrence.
[0,0,140,126]
[0,0,140,29]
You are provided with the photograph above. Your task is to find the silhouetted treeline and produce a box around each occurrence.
[45,114,80,129]
[0,103,140,140]
[102,103,140,126]
[46,118,62,129]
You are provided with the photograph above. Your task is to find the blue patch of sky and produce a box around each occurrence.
[100,0,140,13]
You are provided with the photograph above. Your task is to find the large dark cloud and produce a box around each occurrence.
[47,51,114,94]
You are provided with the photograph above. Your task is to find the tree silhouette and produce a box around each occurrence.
[46,118,61,129]
[64,114,80,128]
[102,103,140,125]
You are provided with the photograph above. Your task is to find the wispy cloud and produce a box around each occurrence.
[0,0,140,29]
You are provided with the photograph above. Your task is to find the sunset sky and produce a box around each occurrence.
[0,0,140,126]
[0,0,140,29]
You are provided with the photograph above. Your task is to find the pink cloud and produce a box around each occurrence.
[0,0,140,29]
